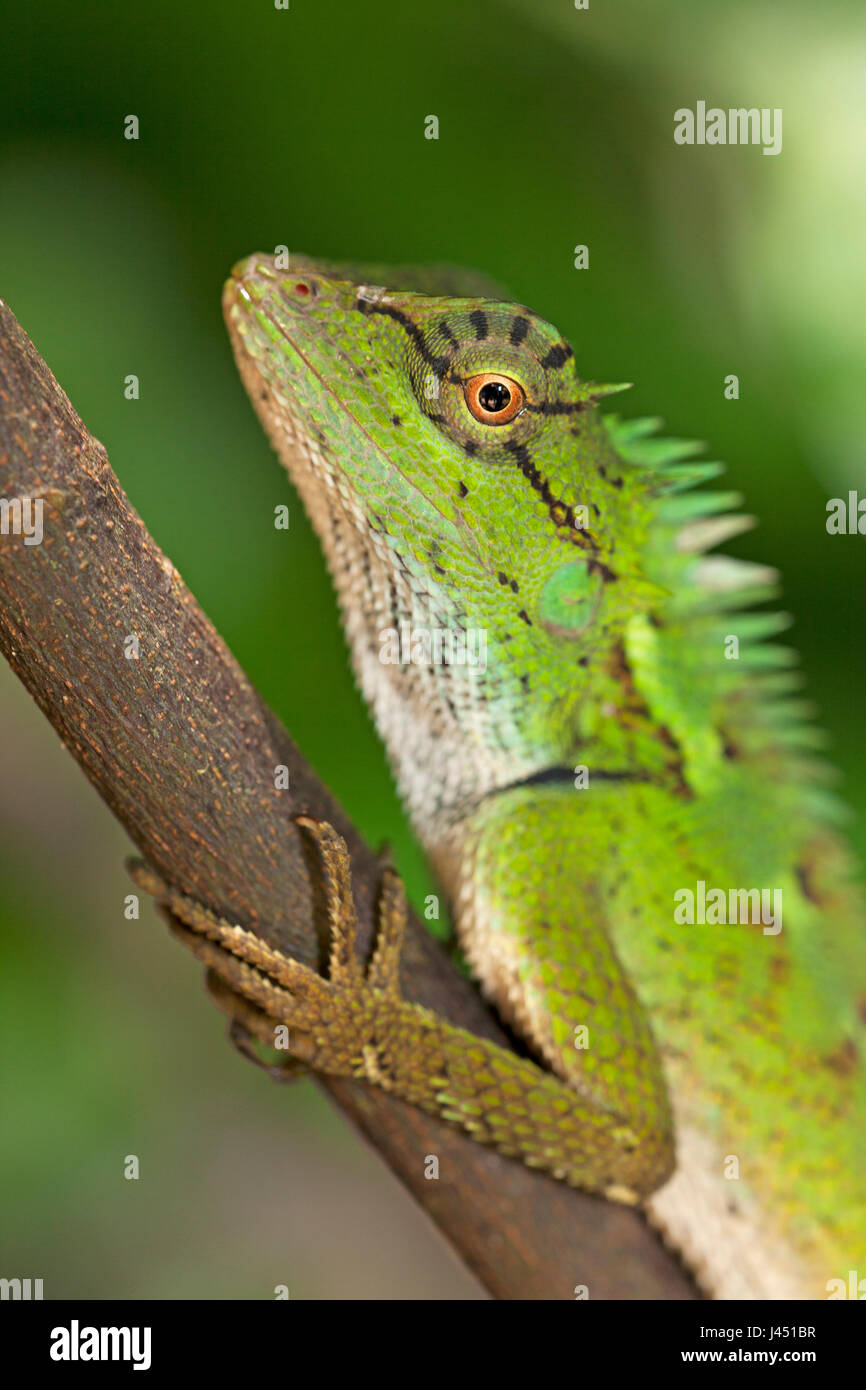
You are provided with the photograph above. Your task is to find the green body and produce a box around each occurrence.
[222,254,866,1299]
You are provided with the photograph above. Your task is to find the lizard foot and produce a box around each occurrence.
[128,816,411,1085]
[129,820,672,1198]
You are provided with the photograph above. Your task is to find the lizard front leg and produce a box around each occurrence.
[130,815,673,1203]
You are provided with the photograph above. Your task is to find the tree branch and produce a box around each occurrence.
[0,298,697,1301]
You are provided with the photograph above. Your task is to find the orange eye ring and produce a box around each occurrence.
[464,372,525,425]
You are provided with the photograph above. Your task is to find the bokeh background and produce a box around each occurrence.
[1,0,864,1299]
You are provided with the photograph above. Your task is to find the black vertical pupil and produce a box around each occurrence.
[478,380,511,413]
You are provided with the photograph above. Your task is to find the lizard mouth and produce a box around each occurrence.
[501,766,649,793]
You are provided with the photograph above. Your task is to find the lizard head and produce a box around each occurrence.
[224,254,661,831]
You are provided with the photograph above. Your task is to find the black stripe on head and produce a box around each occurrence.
[540,342,573,370]
[509,315,530,346]
[525,399,587,416]
[505,440,600,555]
[438,318,458,348]
[357,300,451,373]
[469,309,489,340]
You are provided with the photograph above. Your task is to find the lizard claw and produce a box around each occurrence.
[294,815,363,988]
[224,1013,308,1084]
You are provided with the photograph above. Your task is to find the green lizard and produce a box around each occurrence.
[135,253,866,1300]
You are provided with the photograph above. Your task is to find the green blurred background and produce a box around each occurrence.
[1,0,864,1299]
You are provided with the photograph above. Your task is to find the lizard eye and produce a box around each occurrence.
[464,373,525,425]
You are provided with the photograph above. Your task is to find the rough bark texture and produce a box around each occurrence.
[0,297,698,1301]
